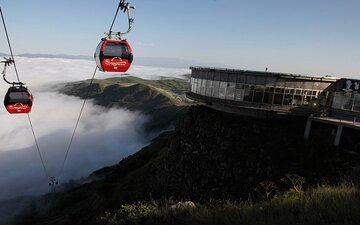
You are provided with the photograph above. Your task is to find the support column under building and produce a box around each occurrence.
[334,125,343,146]
[304,116,312,140]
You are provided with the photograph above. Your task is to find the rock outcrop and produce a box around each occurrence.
[156,105,352,200]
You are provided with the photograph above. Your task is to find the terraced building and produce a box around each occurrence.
[188,67,360,116]
[187,66,360,145]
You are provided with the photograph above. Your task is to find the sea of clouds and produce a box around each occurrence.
[0,57,190,201]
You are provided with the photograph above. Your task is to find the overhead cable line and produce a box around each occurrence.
[27,114,49,178]
[58,66,98,177]
[59,1,134,177]
[0,6,49,179]
[109,2,121,33]
[0,6,20,83]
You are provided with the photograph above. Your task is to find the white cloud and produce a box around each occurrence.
[129,65,189,80]
[0,57,189,91]
[0,57,187,201]
[0,102,148,200]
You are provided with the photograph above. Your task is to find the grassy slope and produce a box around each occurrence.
[59,76,190,131]
[99,185,360,225]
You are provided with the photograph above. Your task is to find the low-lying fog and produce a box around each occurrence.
[0,57,189,201]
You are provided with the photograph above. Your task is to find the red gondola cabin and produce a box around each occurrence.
[4,86,33,114]
[94,38,133,73]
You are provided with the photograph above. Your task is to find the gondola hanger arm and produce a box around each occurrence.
[105,0,135,40]
[1,57,24,86]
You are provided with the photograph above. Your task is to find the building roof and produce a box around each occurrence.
[190,66,340,83]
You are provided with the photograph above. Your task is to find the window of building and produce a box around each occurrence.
[263,86,274,104]
[243,85,254,102]
[226,82,236,100]
[353,94,360,111]
[292,88,303,106]
[295,89,303,95]
[253,85,265,103]
[190,78,194,92]
[194,78,199,94]
[212,81,220,98]
[302,89,312,105]
[219,81,227,99]
[332,92,352,110]
[283,88,294,105]
[205,80,214,97]
[272,87,284,105]
[235,88,245,101]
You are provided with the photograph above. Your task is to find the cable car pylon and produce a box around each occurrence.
[49,177,59,193]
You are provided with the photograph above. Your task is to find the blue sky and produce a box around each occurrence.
[1,0,360,77]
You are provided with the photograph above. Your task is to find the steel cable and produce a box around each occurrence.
[59,66,98,177]
[0,6,20,83]
[1,6,49,179]
[109,3,121,33]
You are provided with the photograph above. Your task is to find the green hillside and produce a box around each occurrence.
[59,76,190,131]
[99,185,360,225]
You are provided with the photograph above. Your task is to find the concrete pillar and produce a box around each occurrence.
[334,125,343,146]
[304,117,312,140]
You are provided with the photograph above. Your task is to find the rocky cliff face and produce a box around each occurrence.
[156,106,351,201]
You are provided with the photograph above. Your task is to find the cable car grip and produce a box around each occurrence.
[1,57,24,86]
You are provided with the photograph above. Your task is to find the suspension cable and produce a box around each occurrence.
[59,66,98,177]
[1,6,49,179]
[109,3,121,33]
[1,2,132,182]
[27,114,49,178]
[59,0,133,177]
[0,6,21,83]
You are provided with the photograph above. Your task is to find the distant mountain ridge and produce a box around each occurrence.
[0,52,92,60]
[59,76,190,132]
[0,52,227,69]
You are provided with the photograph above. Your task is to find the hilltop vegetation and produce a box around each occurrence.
[59,76,190,131]
[99,184,360,225]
